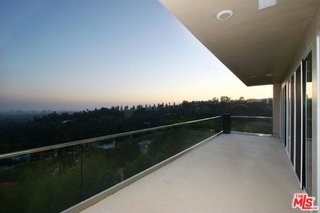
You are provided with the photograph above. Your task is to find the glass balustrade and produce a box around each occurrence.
[0,116,222,213]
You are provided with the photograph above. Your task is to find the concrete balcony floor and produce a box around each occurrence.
[82,133,302,213]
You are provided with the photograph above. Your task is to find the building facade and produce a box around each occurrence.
[160,0,320,208]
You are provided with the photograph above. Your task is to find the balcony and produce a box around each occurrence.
[0,116,301,213]
[80,133,301,213]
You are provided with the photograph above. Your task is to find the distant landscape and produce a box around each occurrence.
[0,96,272,154]
[0,96,273,213]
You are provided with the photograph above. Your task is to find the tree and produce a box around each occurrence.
[220,96,231,102]
[211,97,219,102]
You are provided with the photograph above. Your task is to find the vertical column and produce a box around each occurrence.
[273,84,281,137]
[222,113,231,134]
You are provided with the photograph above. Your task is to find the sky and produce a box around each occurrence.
[0,0,272,112]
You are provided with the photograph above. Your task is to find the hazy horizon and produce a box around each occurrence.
[0,95,273,113]
[0,0,272,113]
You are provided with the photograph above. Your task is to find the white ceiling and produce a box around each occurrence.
[160,0,320,86]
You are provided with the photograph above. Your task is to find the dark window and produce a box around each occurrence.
[295,66,301,180]
[290,75,294,164]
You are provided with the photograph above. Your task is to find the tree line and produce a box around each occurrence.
[0,97,272,153]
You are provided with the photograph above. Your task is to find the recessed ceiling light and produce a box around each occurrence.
[259,0,277,10]
[266,73,272,77]
[216,10,233,21]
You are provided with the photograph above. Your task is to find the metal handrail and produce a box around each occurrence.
[231,116,272,119]
[0,115,221,160]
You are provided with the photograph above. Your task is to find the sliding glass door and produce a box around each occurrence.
[281,85,287,147]
[280,51,313,195]
[295,65,302,181]
[290,75,295,165]
[303,52,312,195]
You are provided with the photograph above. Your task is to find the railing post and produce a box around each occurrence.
[222,113,231,134]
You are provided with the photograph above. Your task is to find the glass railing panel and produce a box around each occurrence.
[147,127,187,162]
[0,146,82,213]
[81,138,122,200]
[231,116,272,134]
[122,132,154,179]
[187,117,222,141]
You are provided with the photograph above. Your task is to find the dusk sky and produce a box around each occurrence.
[0,0,272,112]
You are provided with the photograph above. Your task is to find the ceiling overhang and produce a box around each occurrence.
[160,0,320,86]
